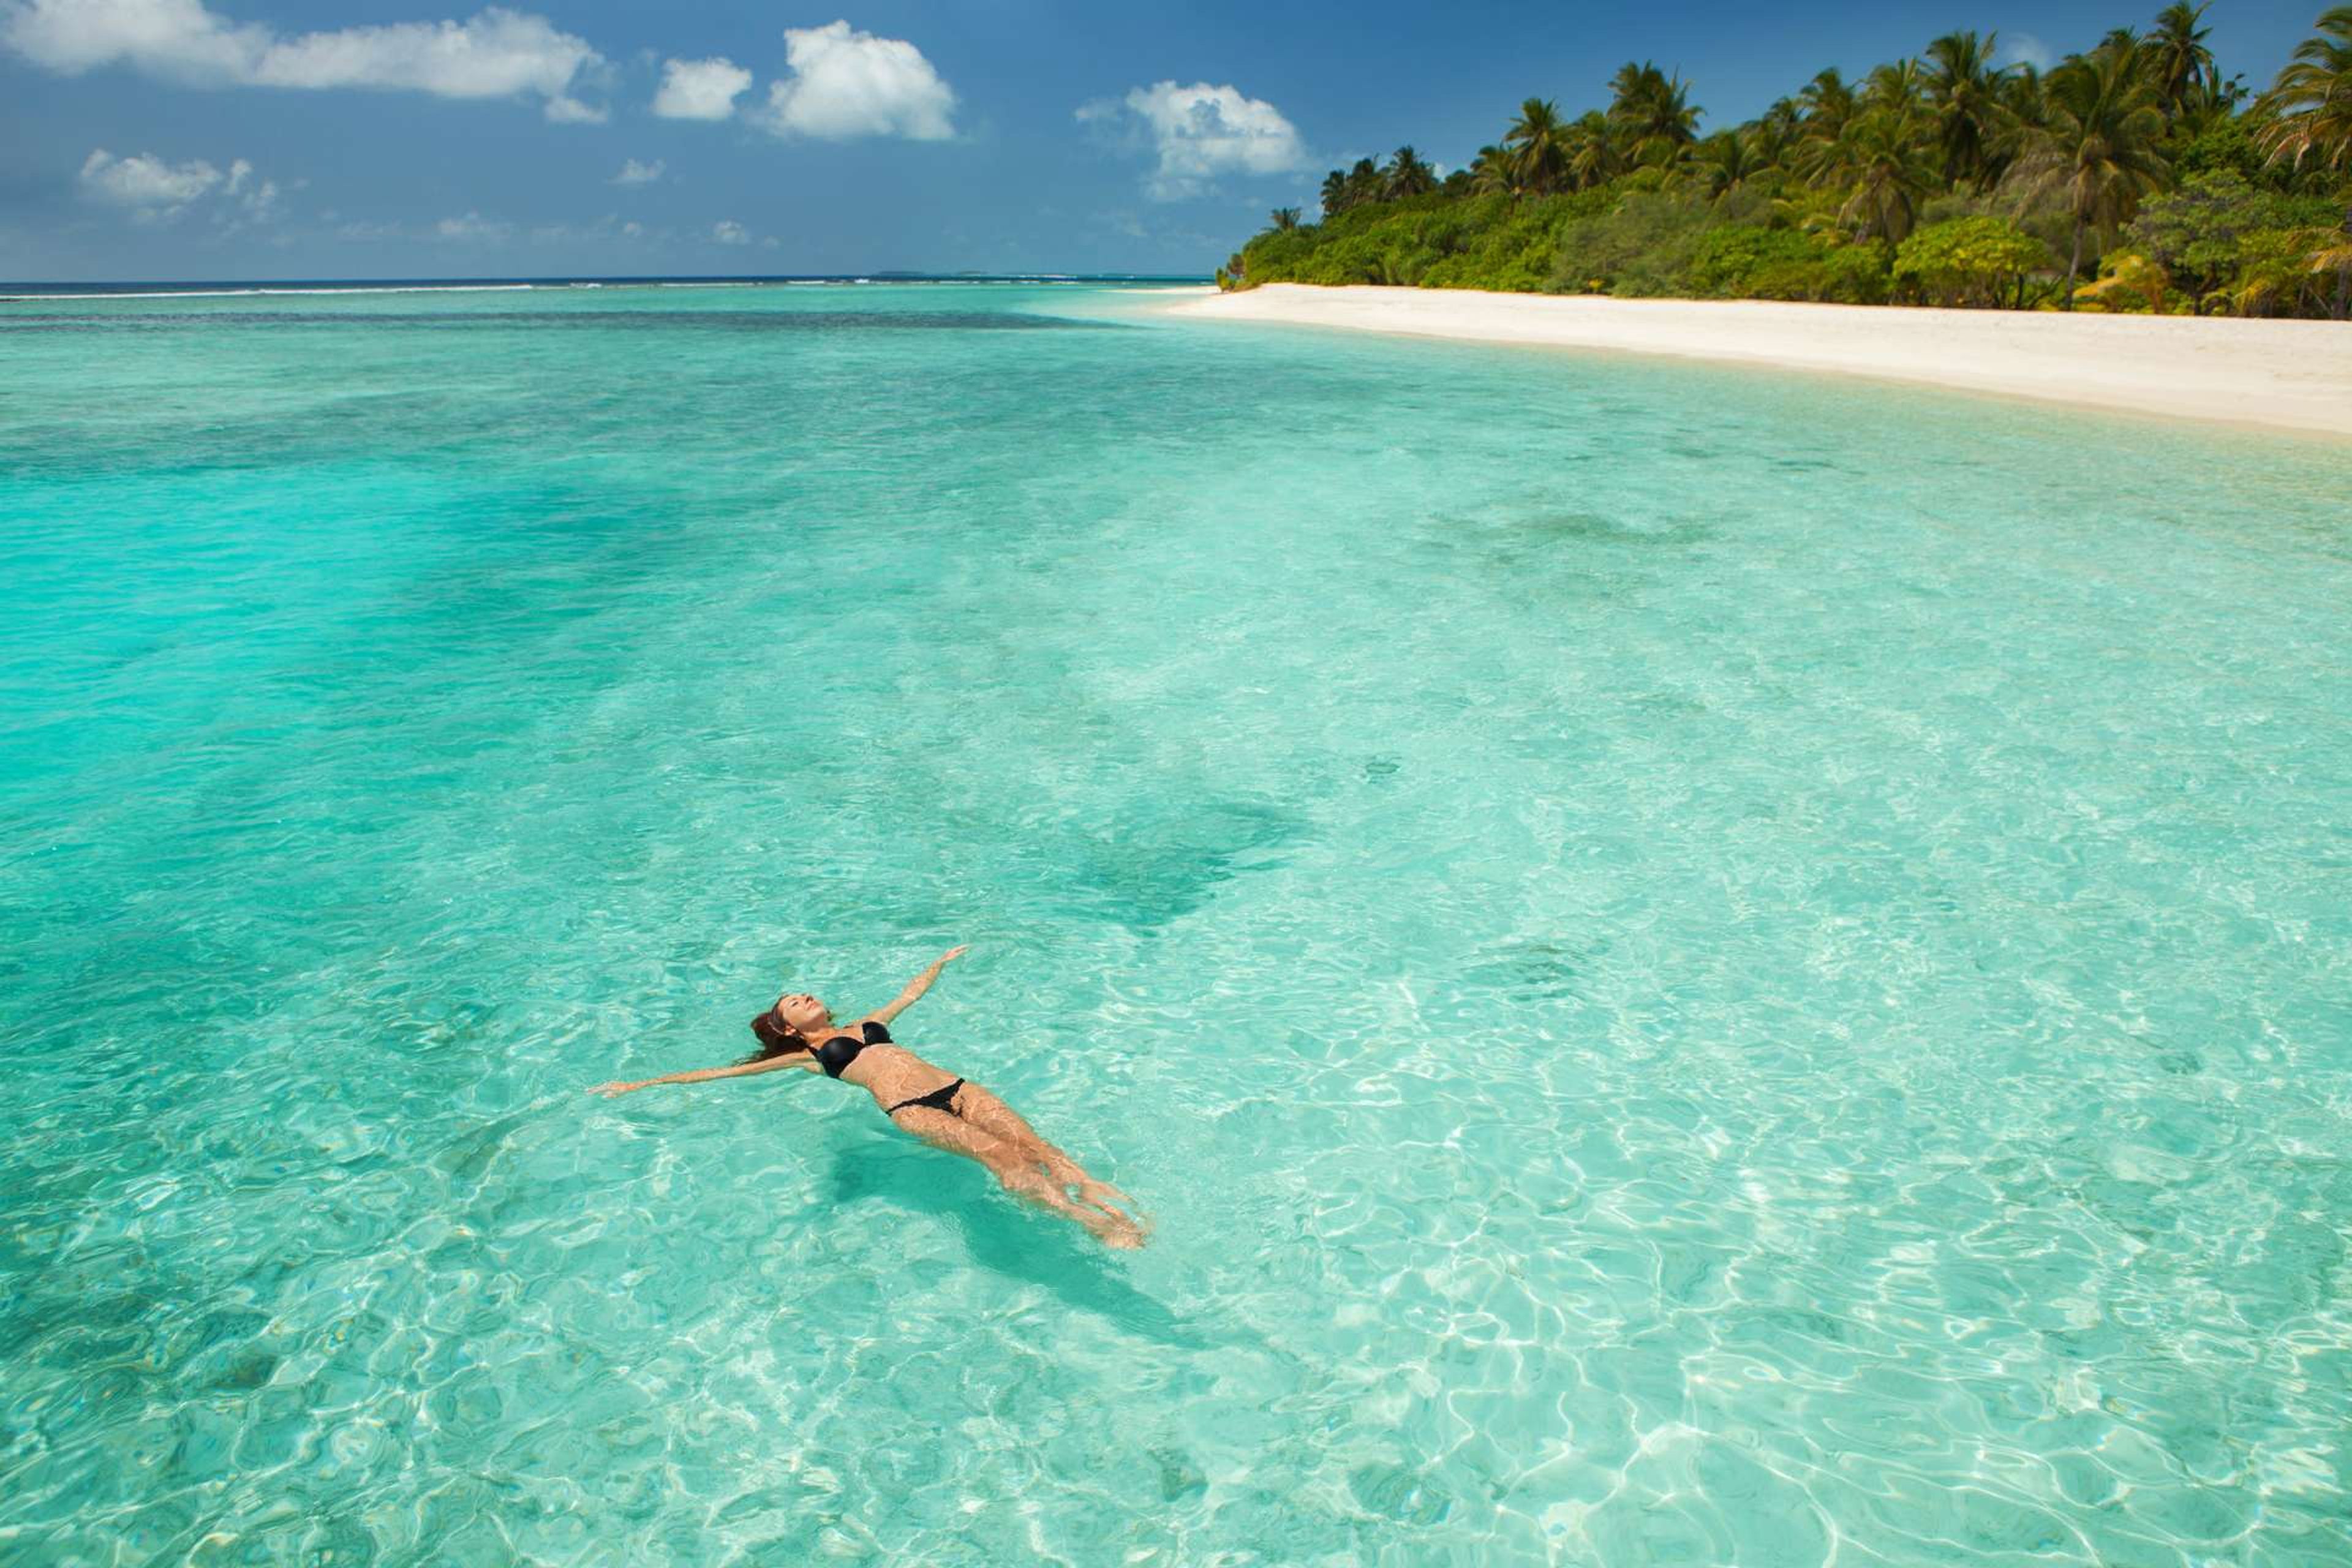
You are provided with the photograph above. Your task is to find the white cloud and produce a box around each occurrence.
[436,209,510,241]
[2,0,606,120]
[1079,80,1308,201]
[222,159,282,219]
[612,157,665,186]
[78,146,224,215]
[523,212,658,245]
[712,219,749,244]
[77,145,290,226]
[652,54,748,119]
[7,0,254,78]
[543,93,605,124]
[757,20,954,140]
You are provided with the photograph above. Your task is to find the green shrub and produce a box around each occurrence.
[1235,190,1614,293]
[1549,192,1716,295]
[1684,226,1820,296]
[1893,217,2050,307]
[2128,173,2343,310]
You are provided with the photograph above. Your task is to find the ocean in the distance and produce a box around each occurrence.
[2,281,2348,1565]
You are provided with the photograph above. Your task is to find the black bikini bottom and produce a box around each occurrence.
[886,1077,965,1118]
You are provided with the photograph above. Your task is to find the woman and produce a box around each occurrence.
[590,947,1145,1248]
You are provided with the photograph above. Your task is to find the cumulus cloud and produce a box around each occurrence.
[612,157,665,186]
[221,157,282,219]
[79,147,225,215]
[1079,80,1308,201]
[2,0,606,120]
[652,54,749,119]
[77,145,290,225]
[543,92,605,123]
[757,20,954,140]
[712,219,750,244]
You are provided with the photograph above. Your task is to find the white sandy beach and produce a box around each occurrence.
[1174,284,2352,437]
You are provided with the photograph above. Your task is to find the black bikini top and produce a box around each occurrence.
[814,1019,891,1078]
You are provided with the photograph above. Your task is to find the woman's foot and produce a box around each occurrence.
[1061,1197,1145,1248]
[1093,1213,1147,1249]
[1072,1182,1152,1238]
[1079,1178,1136,1212]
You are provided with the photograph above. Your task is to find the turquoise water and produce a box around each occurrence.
[3,282,2349,1566]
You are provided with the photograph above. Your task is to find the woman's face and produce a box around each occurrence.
[772,992,831,1033]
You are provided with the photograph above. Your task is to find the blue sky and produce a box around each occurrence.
[0,1,2331,281]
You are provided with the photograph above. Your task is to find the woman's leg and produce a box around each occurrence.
[952,1084,1142,1224]
[891,1105,1143,1248]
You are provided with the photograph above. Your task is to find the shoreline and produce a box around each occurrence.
[1170,284,2352,439]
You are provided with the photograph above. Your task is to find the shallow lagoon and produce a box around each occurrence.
[3,284,2348,1563]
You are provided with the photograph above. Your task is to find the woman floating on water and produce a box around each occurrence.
[591,948,1147,1248]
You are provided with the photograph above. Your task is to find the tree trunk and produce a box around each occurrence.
[2064,218,2084,311]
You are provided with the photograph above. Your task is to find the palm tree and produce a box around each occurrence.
[2258,6,2352,318]
[1863,58,1928,113]
[1469,143,1518,195]
[1696,129,1762,198]
[1561,108,1618,190]
[1564,110,1621,190]
[1318,159,1387,219]
[1790,68,1861,193]
[1608,61,1705,167]
[1506,97,1570,195]
[1318,168,1348,220]
[2148,2,2215,116]
[1268,208,1302,233]
[1645,70,1705,161]
[2007,45,2171,305]
[1384,146,1438,198]
[1749,97,1803,168]
[1924,31,2013,189]
[1798,68,1858,142]
[2000,61,2049,127]
[1811,102,1942,242]
[2257,6,2352,173]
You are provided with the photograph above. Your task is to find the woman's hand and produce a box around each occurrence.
[870,946,971,1028]
[589,1080,642,1098]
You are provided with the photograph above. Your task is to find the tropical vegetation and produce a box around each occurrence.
[1218,5,2352,317]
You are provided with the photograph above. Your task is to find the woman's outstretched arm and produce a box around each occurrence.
[590,1057,799,1097]
[864,944,968,1027]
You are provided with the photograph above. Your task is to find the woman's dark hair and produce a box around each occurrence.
[741,1008,810,1066]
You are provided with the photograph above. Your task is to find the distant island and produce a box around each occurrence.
[1218,4,2352,318]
